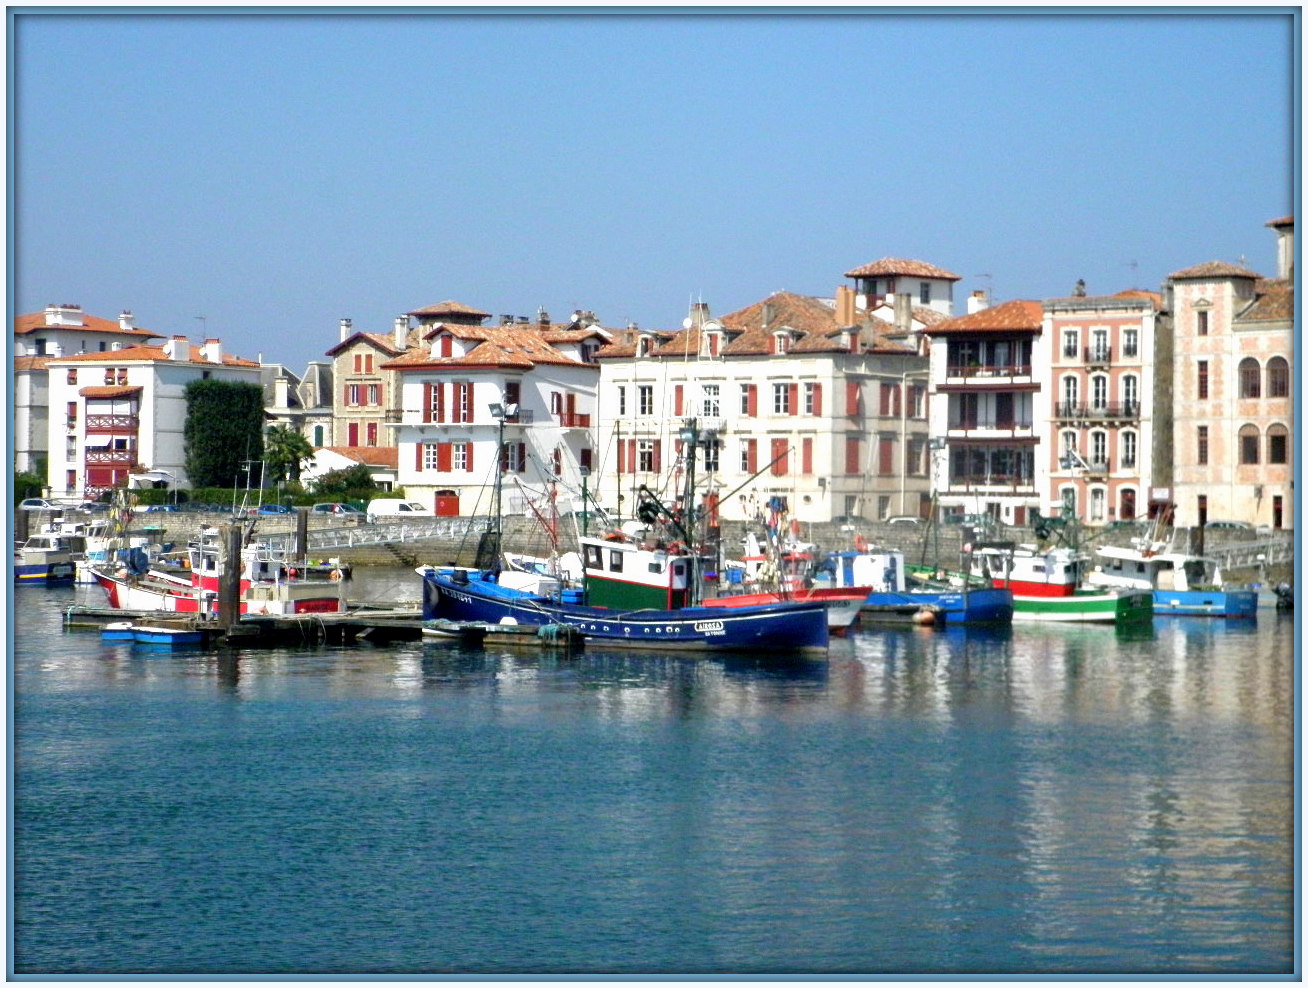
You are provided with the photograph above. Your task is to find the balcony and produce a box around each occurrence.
[557,412,591,428]
[1052,401,1138,421]
[1084,346,1112,366]
[945,363,1033,380]
[942,474,1037,494]
[85,414,139,431]
[84,449,137,466]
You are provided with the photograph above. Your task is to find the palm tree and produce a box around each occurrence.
[263,426,314,483]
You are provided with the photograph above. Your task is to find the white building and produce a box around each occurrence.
[13,304,161,475]
[592,282,936,528]
[383,314,607,515]
[45,335,261,499]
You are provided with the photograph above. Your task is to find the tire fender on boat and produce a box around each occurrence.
[329,569,343,582]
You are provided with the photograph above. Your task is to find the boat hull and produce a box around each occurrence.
[702,587,868,634]
[422,569,829,654]
[92,568,342,615]
[1012,589,1154,623]
[1152,589,1258,618]
[860,587,1013,625]
[14,560,75,585]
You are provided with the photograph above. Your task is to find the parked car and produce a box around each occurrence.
[257,503,293,515]
[1204,520,1255,531]
[886,516,923,527]
[311,502,365,516]
[142,503,180,513]
[19,498,59,511]
[366,499,431,523]
[78,501,111,513]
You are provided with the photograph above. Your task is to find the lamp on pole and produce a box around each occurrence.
[488,401,518,528]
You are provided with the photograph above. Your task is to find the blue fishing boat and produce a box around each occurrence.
[816,547,1013,626]
[1088,543,1257,618]
[421,416,828,656]
[101,622,206,648]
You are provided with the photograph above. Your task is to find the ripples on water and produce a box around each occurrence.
[11,579,1295,975]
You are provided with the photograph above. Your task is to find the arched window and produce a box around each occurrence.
[1090,374,1108,410]
[1239,423,1261,464]
[1268,423,1289,465]
[1120,430,1137,469]
[1267,356,1290,398]
[1119,487,1137,521]
[1090,430,1108,468]
[1061,376,1079,415]
[1239,357,1261,398]
[1121,374,1138,415]
[1089,487,1107,522]
[312,425,325,447]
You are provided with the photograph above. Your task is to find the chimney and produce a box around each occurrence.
[202,338,222,363]
[761,301,775,331]
[163,335,186,359]
[894,293,912,332]
[393,315,408,351]
[339,318,353,343]
[836,285,856,326]
[274,377,289,407]
[44,303,83,327]
[689,301,711,330]
[118,310,135,330]
[967,290,990,315]
[110,341,122,352]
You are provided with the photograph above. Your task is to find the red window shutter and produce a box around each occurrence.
[747,385,758,417]
[812,384,822,416]
[802,437,813,474]
[627,439,637,472]
[788,383,799,416]
[415,442,425,471]
[845,437,860,474]
[652,440,662,473]
[500,442,510,474]
[674,384,683,416]
[879,384,890,416]
[517,442,526,473]
[466,442,474,472]
[436,383,446,423]
[878,438,893,474]
[422,383,433,423]
[746,439,758,474]
[771,438,788,476]
[466,382,475,422]
[847,381,860,416]
[440,336,452,358]
[347,422,359,445]
[617,441,625,473]
[437,442,452,472]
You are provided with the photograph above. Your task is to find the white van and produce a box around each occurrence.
[365,499,430,523]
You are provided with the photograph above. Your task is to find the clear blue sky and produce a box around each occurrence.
[12,10,1297,371]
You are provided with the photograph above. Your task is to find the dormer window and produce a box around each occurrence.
[637,335,654,357]
[772,331,792,355]
[439,335,453,358]
[705,332,721,358]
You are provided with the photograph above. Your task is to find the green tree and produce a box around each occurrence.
[13,469,45,504]
[183,380,266,488]
[309,464,379,501]
[263,426,315,483]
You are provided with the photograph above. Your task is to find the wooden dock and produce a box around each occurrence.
[64,604,425,646]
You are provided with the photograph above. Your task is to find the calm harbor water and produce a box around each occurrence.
[11,572,1296,976]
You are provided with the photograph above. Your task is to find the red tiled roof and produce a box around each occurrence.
[13,310,160,338]
[843,258,962,281]
[319,445,399,468]
[50,343,259,367]
[924,299,1044,335]
[14,355,50,372]
[1239,279,1294,323]
[1266,215,1294,228]
[407,300,491,319]
[79,385,142,398]
[1169,260,1261,280]
[381,324,586,371]
[324,331,412,358]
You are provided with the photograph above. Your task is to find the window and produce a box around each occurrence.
[740,438,758,473]
[1061,376,1079,414]
[637,439,656,472]
[1268,425,1289,464]
[367,384,380,406]
[706,333,720,358]
[1268,356,1289,397]
[1197,425,1209,465]
[66,369,77,384]
[702,439,720,473]
[1091,374,1108,410]
[770,438,789,476]
[1121,431,1137,469]
[452,382,472,422]
[803,382,821,416]
[1090,430,1108,468]
[845,436,861,474]
[773,333,790,355]
[1239,358,1261,398]
[1090,487,1106,522]
[347,422,359,445]
[1122,327,1139,357]
[877,437,894,475]
[366,422,378,446]
[1091,328,1109,362]
[452,441,469,471]
[919,281,931,305]
[422,442,440,470]
[701,384,720,417]
[1062,329,1079,359]
[1122,375,1138,415]
[66,436,77,458]
[772,382,791,415]
[908,438,926,476]
[347,384,361,406]
[1197,310,1209,335]
[638,385,653,416]
[313,425,325,446]
[67,401,77,423]
[1239,424,1260,465]
[1197,361,1209,400]
[616,385,627,416]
